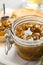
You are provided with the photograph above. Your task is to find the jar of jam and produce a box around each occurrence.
[5,15,43,61]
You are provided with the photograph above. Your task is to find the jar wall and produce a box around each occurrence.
[15,43,43,61]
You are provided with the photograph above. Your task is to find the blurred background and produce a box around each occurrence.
[0,0,23,10]
[0,0,43,10]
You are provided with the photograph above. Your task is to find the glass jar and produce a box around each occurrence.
[0,16,10,43]
[5,15,43,61]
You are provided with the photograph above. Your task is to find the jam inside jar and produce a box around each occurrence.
[12,15,43,61]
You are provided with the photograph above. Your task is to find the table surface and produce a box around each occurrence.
[0,44,41,65]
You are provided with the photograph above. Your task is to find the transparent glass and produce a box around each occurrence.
[11,15,43,61]
[0,6,5,43]
[0,6,10,43]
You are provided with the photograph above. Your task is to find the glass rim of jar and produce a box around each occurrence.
[12,15,43,47]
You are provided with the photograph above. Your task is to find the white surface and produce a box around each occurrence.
[5,8,14,16]
[0,45,40,65]
[0,0,23,10]
[0,0,43,11]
